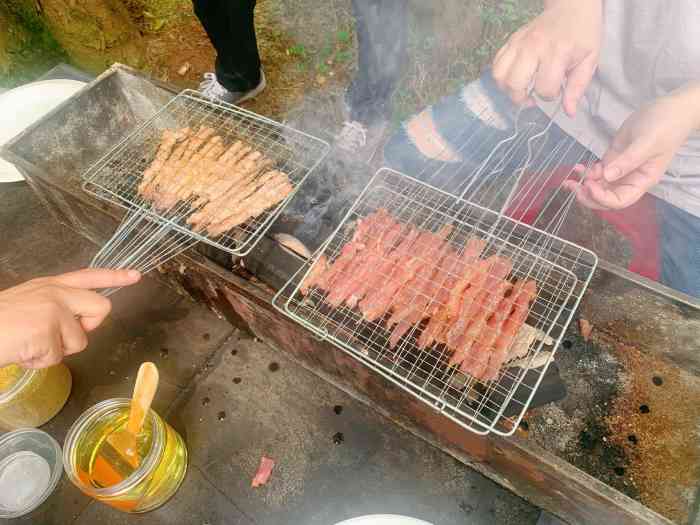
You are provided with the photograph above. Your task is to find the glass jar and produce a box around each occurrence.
[63,398,187,513]
[0,364,72,430]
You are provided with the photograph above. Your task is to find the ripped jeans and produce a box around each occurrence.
[382,71,700,298]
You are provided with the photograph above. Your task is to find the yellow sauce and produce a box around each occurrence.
[0,364,72,430]
[0,365,25,392]
[71,406,186,513]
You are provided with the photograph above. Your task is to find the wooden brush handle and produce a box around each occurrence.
[127,362,159,435]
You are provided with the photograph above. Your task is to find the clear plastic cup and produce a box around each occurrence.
[0,364,72,430]
[0,429,63,518]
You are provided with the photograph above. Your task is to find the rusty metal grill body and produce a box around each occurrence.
[82,89,330,270]
[275,168,597,435]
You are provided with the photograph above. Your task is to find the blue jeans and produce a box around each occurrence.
[659,200,700,297]
[382,71,700,298]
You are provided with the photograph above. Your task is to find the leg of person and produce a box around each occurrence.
[658,199,700,298]
[192,0,265,103]
[337,0,408,160]
[382,70,594,202]
[347,0,408,125]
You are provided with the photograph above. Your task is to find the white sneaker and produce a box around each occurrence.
[198,70,266,104]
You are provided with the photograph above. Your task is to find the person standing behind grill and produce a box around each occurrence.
[192,0,266,104]
[335,0,408,162]
[192,0,407,162]
[382,0,700,299]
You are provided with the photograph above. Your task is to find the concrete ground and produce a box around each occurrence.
[0,182,542,524]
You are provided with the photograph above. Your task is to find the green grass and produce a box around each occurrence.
[390,0,539,126]
[475,0,538,67]
[0,5,67,89]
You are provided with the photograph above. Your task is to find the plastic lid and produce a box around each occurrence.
[0,429,63,518]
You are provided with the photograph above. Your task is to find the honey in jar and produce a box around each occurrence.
[63,398,187,513]
[0,363,72,430]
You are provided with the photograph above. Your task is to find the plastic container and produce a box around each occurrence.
[0,364,72,430]
[63,398,187,513]
[0,429,63,518]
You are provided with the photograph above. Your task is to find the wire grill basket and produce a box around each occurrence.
[274,168,597,436]
[82,89,330,257]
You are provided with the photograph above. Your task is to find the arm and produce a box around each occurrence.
[0,269,141,369]
[566,82,700,210]
[492,0,603,116]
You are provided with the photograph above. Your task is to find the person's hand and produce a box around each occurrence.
[565,85,700,210]
[0,269,141,369]
[492,0,603,116]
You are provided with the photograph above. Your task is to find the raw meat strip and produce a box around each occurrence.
[325,217,402,308]
[458,270,514,378]
[300,255,330,296]
[386,231,455,347]
[359,226,449,321]
[386,226,453,327]
[442,237,488,325]
[320,210,394,294]
[481,280,537,381]
[444,256,495,350]
[251,456,275,487]
[458,256,512,340]
[350,224,418,313]
[417,239,485,348]
[298,211,387,296]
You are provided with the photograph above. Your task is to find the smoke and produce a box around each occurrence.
[275,87,373,251]
[265,1,519,250]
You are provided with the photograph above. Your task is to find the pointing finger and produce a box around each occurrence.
[50,269,141,290]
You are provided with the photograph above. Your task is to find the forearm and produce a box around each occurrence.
[668,81,700,131]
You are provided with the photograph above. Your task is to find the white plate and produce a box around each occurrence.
[0,79,86,183]
[335,515,433,525]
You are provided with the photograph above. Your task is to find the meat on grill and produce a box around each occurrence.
[300,209,539,381]
[137,126,291,236]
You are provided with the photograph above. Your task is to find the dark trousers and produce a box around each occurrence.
[347,0,408,125]
[193,0,407,122]
[192,0,261,92]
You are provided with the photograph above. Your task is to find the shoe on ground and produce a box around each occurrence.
[335,119,388,164]
[198,70,266,104]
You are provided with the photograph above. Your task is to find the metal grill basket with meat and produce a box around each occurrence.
[275,168,597,436]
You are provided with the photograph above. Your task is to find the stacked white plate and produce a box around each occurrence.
[0,79,86,183]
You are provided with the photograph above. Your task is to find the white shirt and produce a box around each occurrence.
[539,1,700,217]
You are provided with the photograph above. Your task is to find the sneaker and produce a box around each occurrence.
[198,70,266,104]
[335,119,388,164]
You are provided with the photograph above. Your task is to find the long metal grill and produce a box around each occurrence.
[82,89,330,261]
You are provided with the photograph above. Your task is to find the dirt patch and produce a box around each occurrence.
[605,342,700,524]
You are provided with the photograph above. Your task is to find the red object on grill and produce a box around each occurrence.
[505,167,660,282]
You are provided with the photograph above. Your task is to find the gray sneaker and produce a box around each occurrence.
[198,70,266,104]
[335,119,388,164]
